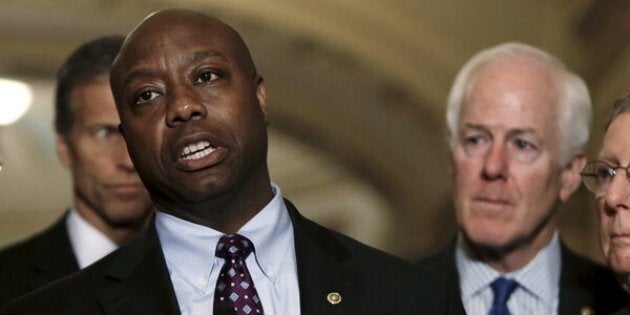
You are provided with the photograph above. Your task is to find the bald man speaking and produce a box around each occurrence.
[1,9,463,315]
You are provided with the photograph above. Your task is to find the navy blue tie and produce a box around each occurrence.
[488,277,519,315]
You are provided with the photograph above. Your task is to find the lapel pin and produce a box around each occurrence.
[326,292,342,305]
[580,306,594,315]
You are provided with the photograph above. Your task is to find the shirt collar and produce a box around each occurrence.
[456,231,561,309]
[156,183,293,284]
[66,207,118,268]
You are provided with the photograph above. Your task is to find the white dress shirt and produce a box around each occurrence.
[65,208,118,269]
[156,183,300,315]
[456,232,561,315]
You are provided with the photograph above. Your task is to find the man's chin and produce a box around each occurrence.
[101,206,153,228]
[463,230,525,258]
[103,215,149,228]
[610,252,630,274]
[464,227,512,249]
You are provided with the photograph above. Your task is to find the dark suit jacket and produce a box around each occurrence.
[612,305,630,315]
[417,241,630,315]
[1,200,464,315]
[0,214,79,307]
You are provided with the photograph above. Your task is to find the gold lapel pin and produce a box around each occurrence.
[326,292,342,305]
[580,306,594,315]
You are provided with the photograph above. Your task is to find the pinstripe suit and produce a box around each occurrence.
[418,238,630,315]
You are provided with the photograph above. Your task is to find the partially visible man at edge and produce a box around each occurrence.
[0,9,464,315]
[582,94,630,315]
[417,42,628,315]
[0,36,154,307]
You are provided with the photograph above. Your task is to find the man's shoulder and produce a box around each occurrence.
[416,245,455,272]
[0,216,67,263]
[561,244,619,284]
[293,209,422,275]
[1,228,164,315]
[332,229,458,293]
[292,213,464,314]
[559,244,630,314]
[0,215,78,308]
[0,263,107,314]
[326,227,421,273]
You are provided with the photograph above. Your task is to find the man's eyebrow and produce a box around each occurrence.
[120,51,227,88]
[461,124,537,135]
[461,123,489,132]
[506,128,537,138]
[188,50,227,64]
[122,69,154,89]
[597,154,618,164]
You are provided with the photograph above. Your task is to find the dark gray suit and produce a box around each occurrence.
[1,201,464,315]
[417,241,629,315]
[0,214,79,307]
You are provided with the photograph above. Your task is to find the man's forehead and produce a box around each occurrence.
[122,15,245,61]
[461,123,538,135]
[125,21,232,53]
[115,29,241,80]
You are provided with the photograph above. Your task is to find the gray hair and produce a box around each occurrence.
[604,93,630,131]
[445,42,592,164]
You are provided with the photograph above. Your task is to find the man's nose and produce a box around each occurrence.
[165,86,207,127]
[481,144,507,180]
[115,139,136,173]
[604,168,630,213]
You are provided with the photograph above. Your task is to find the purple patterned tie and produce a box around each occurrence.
[214,234,265,315]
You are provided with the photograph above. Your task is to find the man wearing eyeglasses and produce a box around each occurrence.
[418,42,628,315]
[582,94,630,315]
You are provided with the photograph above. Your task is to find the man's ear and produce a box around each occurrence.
[254,75,269,125]
[559,152,587,203]
[448,137,457,177]
[55,133,73,168]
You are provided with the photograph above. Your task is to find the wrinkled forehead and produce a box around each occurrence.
[600,113,630,160]
[112,11,253,83]
[465,59,562,113]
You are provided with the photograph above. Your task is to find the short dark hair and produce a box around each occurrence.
[54,35,124,135]
[604,93,630,131]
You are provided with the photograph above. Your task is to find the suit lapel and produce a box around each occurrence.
[438,242,461,293]
[94,201,367,314]
[417,238,462,298]
[286,200,361,315]
[558,243,595,315]
[96,224,180,315]
[27,213,79,289]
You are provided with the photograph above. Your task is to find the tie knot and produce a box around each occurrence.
[215,234,254,259]
[490,277,519,306]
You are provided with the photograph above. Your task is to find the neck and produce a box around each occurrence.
[73,199,150,246]
[465,224,556,273]
[156,170,274,234]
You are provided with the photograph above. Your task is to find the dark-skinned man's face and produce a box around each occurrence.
[111,12,268,211]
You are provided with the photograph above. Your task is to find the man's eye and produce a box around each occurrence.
[94,127,113,139]
[464,135,484,145]
[135,91,159,104]
[514,139,533,149]
[596,166,615,180]
[460,134,490,157]
[195,71,219,84]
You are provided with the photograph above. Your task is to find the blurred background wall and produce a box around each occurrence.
[0,0,628,261]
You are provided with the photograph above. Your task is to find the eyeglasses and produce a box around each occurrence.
[580,160,630,194]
